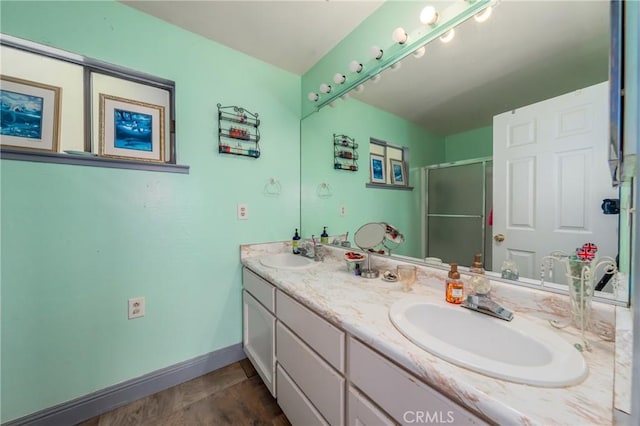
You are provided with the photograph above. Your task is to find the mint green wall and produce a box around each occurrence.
[0,1,300,422]
[300,99,444,258]
[444,126,493,163]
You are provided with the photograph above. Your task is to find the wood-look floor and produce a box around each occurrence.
[78,359,290,426]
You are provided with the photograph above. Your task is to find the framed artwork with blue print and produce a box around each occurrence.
[99,94,165,162]
[390,159,406,185]
[370,154,386,184]
[0,75,61,152]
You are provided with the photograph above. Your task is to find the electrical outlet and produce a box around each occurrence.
[128,297,145,319]
[339,205,347,217]
[237,203,249,220]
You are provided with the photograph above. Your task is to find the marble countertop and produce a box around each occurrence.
[241,242,620,425]
[614,307,632,416]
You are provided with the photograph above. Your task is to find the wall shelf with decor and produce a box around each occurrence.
[334,134,358,171]
[0,34,188,173]
[217,104,260,158]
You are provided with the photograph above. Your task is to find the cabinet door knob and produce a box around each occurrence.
[494,234,505,242]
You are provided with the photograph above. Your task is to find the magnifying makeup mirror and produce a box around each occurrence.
[354,222,405,278]
[354,222,386,278]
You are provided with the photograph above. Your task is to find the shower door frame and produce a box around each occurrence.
[421,157,493,265]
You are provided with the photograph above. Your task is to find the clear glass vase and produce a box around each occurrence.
[544,252,618,352]
[565,257,594,330]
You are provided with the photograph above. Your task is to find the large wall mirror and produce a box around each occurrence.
[300,1,630,303]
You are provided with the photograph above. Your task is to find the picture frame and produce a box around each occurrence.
[99,93,165,162]
[370,153,386,184]
[0,75,61,152]
[390,159,406,185]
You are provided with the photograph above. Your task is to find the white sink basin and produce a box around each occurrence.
[389,297,588,387]
[260,253,315,270]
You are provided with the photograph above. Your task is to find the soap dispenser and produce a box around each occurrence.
[292,229,301,254]
[468,253,491,295]
[320,226,329,244]
[446,263,464,304]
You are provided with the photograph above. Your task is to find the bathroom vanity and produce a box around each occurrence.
[241,242,625,425]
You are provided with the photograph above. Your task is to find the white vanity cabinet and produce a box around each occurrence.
[242,269,276,397]
[349,337,488,425]
[347,386,395,426]
[242,267,487,426]
[276,364,328,426]
[276,290,345,372]
[276,291,346,425]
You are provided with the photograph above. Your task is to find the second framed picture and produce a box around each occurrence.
[390,159,406,185]
[99,94,165,162]
[370,154,386,184]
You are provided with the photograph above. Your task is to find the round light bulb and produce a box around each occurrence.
[307,92,319,102]
[329,101,337,108]
[341,93,350,101]
[349,60,363,73]
[412,46,426,58]
[370,46,383,60]
[440,28,455,43]
[390,62,402,71]
[420,6,439,25]
[354,84,364,93]
[319,83,332,94]
[474,6,492,23]
[371,73,381,83]
[392,27,408,44]
[333,73,346,84]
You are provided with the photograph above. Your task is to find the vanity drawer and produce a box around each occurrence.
[348,337,487,426]
[348,385,394,426]
[243,268,275,313]
[277,322,344,425]
[276,364,328,426]
[276,290,345,372]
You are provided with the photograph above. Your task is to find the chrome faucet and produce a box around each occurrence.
[461,295,514,321]
[298,239,324,262]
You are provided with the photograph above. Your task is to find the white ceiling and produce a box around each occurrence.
[121,0,609,135]
[121,0,384,76]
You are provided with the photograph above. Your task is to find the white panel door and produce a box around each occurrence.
[493,82,618,279]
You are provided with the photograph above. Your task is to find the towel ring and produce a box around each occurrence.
[317,182,332,198]
[264,178,282,196]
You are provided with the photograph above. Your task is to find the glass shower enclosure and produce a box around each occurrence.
[422,158,493,269]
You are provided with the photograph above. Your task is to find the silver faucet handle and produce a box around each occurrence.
[462,295,513,321]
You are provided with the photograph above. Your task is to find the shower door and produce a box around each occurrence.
[422,159,493,268]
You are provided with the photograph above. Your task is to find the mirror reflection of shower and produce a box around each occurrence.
[423,158,492,271]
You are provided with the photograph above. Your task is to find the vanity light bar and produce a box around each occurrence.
[310,0,492,110]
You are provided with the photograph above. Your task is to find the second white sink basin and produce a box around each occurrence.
[260,253,315,270]
[389,297,588,387]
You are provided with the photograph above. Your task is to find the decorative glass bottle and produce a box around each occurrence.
[542,249,618,351]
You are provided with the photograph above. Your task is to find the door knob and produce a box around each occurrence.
[494,234,505,242]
